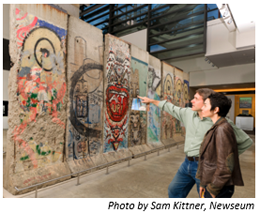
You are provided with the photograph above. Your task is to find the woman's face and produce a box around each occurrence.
[201,98,214,118]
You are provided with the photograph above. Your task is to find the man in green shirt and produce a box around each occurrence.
[138,88,253,198]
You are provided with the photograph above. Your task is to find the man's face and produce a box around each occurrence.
[191,93,204,112]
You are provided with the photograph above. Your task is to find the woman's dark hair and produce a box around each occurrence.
[208,92,232,117]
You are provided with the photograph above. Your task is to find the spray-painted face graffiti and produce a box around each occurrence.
[104,45,130,152]
[104,112,128,151]
[129,111,141,145]
[106,84,129,122]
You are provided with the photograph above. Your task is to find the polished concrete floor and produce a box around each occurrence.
[3,130,255,198]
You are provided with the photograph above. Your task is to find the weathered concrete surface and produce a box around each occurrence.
[146,55,164,150]
[102,34,132,162]
[4,5,189,195]
[161,62,175,145]
[128,44,151,156]
[66,16,106,174]
[172,67,185,141]
[5,4,71,195]
[182,72,190,137]
[183,72,190,105]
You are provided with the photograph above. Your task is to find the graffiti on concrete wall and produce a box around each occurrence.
[161,72,175,139]
[174,72,184,134]
[103,37,131,152]
[68,34,103,159]
[14,9,67,170]
[147,65,161,143]
[128,57,147,147]
[183,79,190,106]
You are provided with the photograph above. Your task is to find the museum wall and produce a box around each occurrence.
[5,4,188,195]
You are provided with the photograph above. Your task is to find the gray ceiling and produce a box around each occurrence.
[206,48,255,68]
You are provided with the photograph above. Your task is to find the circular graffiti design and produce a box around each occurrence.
[69,60,103,138]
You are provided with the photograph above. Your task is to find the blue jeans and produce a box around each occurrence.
[168,157,200,198]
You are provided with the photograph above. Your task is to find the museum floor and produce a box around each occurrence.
[3,130,255,198]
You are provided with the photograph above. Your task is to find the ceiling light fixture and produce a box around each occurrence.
[223,9,229,18]
[227,18,233,24]
[217,4,236,32]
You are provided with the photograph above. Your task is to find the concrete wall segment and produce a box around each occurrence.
[6,4,71,195]
[14,4,68,29]
[4,7,187,194]
[131,44,149,63]
[128,43,150,156]
[66,15,106,172]
[161,62,175,142]
[146,55,163,149]
[102,34,132,160]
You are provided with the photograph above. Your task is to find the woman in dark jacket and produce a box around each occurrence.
[196,92,244,198]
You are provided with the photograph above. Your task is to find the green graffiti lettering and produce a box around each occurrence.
[31,93,38,99]
[36,145,51,156]
[20,155,29,161]
[57,102,62,111]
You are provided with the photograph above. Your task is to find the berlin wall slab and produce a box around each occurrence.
[102,34,132,162]
[5,4,71,195]
[128,44,151,156]
[173,67,185,142]
[183,72,190,107]
[146,55,164,150]
[66,16,106,173]
[161,62,175,146]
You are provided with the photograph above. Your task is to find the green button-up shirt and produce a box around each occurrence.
[158,100,253,157]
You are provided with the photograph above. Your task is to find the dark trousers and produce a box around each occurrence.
[204,185,234,198]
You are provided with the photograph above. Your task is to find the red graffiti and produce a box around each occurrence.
[16,8,28,20]
[23,172,52,186]
[104,111,128,151]
[13,125,38,169]
[106,84,129,122]
[16,17,38,47]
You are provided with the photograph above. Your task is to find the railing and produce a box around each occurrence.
[14,141,183,198]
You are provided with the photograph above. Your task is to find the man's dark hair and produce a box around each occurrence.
[196,88,215,101]
[208,92,232,117]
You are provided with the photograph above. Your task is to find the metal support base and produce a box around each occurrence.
[35,186,38,198]
[76,173,80,186]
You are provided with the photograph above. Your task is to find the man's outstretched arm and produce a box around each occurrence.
[138,96,160,106]
[138,96,190,125]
